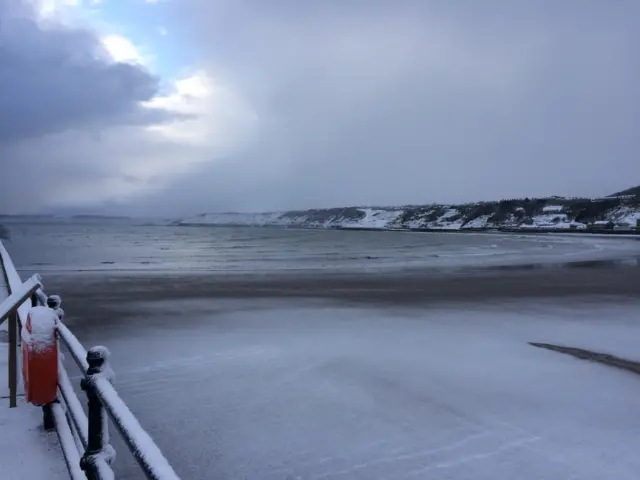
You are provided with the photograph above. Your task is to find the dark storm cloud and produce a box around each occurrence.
[132,0,639,216]
[0,0,183,213]
[0,0,164,144]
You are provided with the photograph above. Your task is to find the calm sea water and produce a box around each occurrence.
[3,220,639,275]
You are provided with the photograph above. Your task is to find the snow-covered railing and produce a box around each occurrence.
[52,315,181,480]
[0,241,38,327]
[0,241,180,480]
[0,270,44,408]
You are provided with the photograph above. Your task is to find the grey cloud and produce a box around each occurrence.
[0,125,196,213]
[124,0,640,216]
[5,0,640,215]
[0,0,185,214]
[0,0,165,145]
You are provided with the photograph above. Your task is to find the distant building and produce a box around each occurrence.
[604,194,636,200]
[587,221,614,231]
[542,205,563,213]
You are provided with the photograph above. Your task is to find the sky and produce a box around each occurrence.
[0,0,638,217]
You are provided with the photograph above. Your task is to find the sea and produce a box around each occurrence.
[3,219,640,479]
[4,219,640,275]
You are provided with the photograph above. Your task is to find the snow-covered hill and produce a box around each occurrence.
[178,196,640,231]
[179,208,403,229]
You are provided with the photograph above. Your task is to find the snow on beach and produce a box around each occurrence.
[0,343,69,479]
[85,298,640,480]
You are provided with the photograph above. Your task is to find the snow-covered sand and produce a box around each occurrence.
[0,343,69,479]
[69,298,640,480]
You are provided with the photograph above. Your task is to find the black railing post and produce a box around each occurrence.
[42,403,55,430]
[80,347,115,480]
[8,312,18,408]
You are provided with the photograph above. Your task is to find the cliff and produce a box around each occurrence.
[178,193,640,232]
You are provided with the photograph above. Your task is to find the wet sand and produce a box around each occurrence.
[42,261,640,321]
[24,261,638,343]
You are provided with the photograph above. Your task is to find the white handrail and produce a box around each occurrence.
[1,241,181,480]
[0,240,32,326]
[0,275,43,324]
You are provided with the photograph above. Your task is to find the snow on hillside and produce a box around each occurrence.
[542,205,563,213]
[181,209,404,229]
[431,208,465,230]
[520,213,586,230]
[181,212,285,226]
[181,207,492,230]
[339,209,403,229]
[607,206,640,226]
[179,200,640,231]
[464,215,491,229]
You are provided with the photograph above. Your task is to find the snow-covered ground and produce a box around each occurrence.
[77,298,640,480]
[0,343,68,479]
[0,256,67,479]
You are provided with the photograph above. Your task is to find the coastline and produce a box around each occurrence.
[178,198,640,233]
[179,222,640,236]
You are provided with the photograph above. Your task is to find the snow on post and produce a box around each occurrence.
[22,306,57,353]
[80,346,116,476]
[57,322,89,372]
[0,275,42,328]
[57,359,89,449]
[47,294,65,322]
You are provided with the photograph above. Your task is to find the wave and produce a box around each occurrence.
[0,224,10,241]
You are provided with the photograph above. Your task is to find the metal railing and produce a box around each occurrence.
[0,241,180,480]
